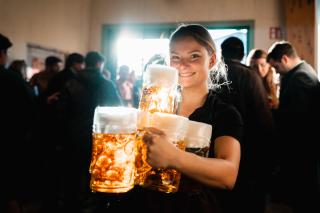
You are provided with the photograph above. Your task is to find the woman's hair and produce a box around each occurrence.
[247,49,279,109]
[169,24,228,90]
[246,49,267,66]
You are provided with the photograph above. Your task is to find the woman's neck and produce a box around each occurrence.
[179,84,208,117]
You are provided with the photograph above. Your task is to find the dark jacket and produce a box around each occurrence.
[218,59,275,182]
[274,62,320,203]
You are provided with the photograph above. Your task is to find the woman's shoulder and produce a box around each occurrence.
[207,89,243,123]
[207,90,236,109]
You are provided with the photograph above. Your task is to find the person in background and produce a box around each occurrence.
[9,60,28,81]
[267,41,320,213]
[141,24,243,213]
[116,65,133,107]
[102,68,111,80]
[0,33,35,213]
[29,55,62,96]
[247,49,279,109]
[217,37,275,213]
[46,53,84,104]
[26,57,43,80]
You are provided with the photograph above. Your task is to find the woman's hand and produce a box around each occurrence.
[142,127,181,169]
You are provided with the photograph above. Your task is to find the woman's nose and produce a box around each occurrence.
[178,58,189,69]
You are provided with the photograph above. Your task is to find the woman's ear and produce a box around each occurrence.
[209,53,216,70]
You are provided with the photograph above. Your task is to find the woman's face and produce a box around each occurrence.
[251,57,270,78]
[170,36,215,89]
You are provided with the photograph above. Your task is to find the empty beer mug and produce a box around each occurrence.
[143,112,189,193]
[139,64,178,113]
[185,120,212,157]
[89,107,138,193]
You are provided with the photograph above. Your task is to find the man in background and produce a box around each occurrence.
[267,41,320,213]
[217,36,275,213]
[0,33,35,213]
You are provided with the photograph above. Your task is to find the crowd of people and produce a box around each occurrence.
[1,23,320,213]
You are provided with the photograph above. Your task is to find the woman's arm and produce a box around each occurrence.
[144,127,241,190]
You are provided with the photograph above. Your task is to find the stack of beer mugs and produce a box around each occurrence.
[89,65,212,194]
[135,64,179,186]
[142,112,189,193]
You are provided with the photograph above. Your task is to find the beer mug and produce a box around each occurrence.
[135,110,152,185]
[143,112,189,193]
[139,64,178,113]
[89,107,138,193]
[185,120,212,157]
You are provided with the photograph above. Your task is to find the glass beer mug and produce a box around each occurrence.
[185,120,212,157]
[135,64,179,185]
[139,64,178,113]
[89,107,138,193]
[143,112,189,193]
[134,110,152,185]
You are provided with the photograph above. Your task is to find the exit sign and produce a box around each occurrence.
[269,27,282,39]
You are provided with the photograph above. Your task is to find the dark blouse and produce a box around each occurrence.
[189,89,243,153]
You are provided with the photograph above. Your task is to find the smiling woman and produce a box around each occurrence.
[139,24,243,213]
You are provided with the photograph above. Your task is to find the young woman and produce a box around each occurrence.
[247,49,279,109]
[142,24,243,213]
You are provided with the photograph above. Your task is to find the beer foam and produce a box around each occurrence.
[137,110,151,129]
[93,107,137,133]
[185,121,212,148]
[150,112,189,139]
[144,64,178,87]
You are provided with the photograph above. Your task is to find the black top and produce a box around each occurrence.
[276,61,320,160]
[189,89,243,149]
[0,68,35,199]
[217,59,275,183]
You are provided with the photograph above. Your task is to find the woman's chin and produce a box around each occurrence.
[179,81,194,88]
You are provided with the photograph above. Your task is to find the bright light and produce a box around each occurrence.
[116,38,169,77]
[209,29,248,62]
[116,28,248,76]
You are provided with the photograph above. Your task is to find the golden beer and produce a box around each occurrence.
[138,64,178,114]
[89,107,137,193]
[134,129,152,185]
[142,112,189,193]
[90,133,136,193]
[139,85,176,113]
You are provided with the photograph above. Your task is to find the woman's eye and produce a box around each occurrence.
[170,55,180,61]
[190,54,200,60]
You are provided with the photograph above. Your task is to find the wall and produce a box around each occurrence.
[317,0,320,75]
[0,0,91,62]
[283,0,316,68]
[89,0,283,53]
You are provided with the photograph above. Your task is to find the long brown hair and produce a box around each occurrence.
[247,49,279,109]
